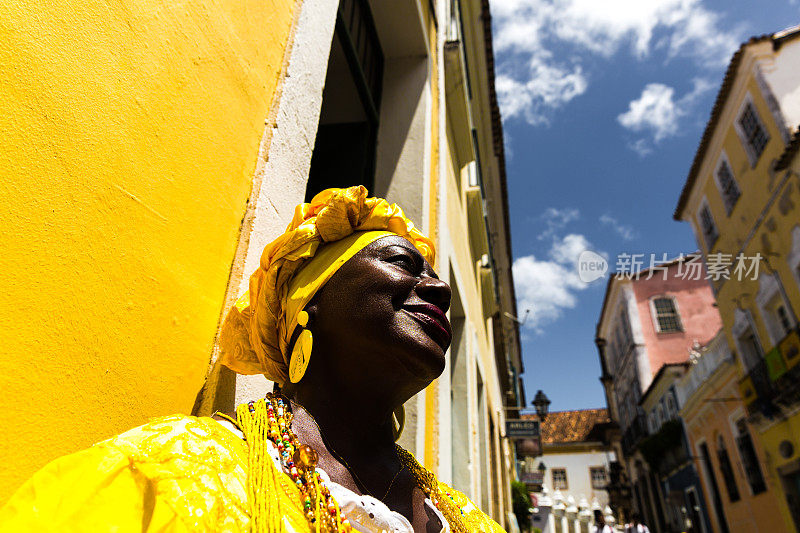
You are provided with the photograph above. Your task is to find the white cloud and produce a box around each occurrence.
[537,207,580,241]
[492,0,739,125]
[617,78,715,149]
[628,138,654,157]
[550,233,592,263]
[513,233,602,333]
[496,58,588,126]
[617,83,680,141]
[599,214,637,241]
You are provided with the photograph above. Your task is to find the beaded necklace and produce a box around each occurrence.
[236,394,353,532]
[235,393,472,533]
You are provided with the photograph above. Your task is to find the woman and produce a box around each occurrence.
[1,186,506,532]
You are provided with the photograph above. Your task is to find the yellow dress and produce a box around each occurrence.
[0,415,506,532]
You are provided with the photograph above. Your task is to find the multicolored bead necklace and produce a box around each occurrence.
[236,394,353,532]
[235,393,473,533]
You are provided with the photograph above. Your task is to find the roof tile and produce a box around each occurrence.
[525,408,610,444]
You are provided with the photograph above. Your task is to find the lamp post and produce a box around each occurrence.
[533,390,551,421]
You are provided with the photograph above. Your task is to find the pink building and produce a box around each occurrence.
[595,254,722,530]
[597,255,722,421]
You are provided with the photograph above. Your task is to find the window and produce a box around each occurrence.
[763,292,795,344]
[552,468,568,490]
[305,0,384,200]
[735,418,766,494]
[715,158,741,215]
[590,467,607,489]
[653,297,682,333]
[698,203,719,251]
[738,101,769,164]
[737,327,763,372]
[717,435,741,502]
[777,305,792,337]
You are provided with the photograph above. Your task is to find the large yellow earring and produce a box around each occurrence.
[289,311,313,383]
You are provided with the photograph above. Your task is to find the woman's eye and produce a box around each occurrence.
[389,255,417,272]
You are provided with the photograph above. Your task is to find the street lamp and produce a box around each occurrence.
[533,390,551,420]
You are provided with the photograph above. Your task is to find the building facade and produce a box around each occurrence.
[677,332,788,533]
[0,0,524,525]
[595,256,723,532]
[639,362,712,533]
[523,409,616,533]
[674,25,800,532]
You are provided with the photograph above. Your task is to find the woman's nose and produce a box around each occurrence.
[416,276,451,313]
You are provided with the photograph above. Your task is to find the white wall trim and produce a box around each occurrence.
[233,0,339,405]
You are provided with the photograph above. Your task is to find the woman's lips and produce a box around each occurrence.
[403,304,452,347]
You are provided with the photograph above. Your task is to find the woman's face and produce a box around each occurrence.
[306,235,452,395]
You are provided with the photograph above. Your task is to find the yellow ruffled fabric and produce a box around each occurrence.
[0,416,505,533]
[218,186,435,385]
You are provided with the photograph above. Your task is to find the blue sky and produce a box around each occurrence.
[493,0,800,412]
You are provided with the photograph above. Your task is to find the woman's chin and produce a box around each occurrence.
[400,339,447,383]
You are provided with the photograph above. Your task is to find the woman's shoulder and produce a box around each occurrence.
[101,413,247,460]
[1,414,252,532]
[435,480,508,532]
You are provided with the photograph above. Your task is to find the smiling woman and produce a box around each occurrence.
[0,187,505,533]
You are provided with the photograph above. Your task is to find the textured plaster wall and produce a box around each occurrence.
[0,0,298,501]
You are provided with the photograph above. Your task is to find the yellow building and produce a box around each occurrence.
[0,0,524,525]
[678,332,788,533]
[675,25,800,532]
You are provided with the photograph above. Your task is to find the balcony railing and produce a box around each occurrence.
[638,419,689,475]
[739,328,800,418]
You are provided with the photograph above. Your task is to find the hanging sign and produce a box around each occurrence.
[506,419,540,438]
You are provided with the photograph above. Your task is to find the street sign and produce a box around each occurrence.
[519,471,544,485]
[506,419,540,438]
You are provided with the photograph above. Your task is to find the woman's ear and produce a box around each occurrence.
[303,302,318,329]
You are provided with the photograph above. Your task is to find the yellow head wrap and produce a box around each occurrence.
[219,186,435,385]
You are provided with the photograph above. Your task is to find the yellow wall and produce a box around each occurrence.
[0,0,298,501]
[697,74,783,259]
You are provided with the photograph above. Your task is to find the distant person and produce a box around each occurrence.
[625,512,651,533]
[593,509,614,533]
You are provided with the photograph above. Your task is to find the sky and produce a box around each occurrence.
[492,0,800,412]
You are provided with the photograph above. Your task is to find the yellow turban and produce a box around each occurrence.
[219,186,435,385]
